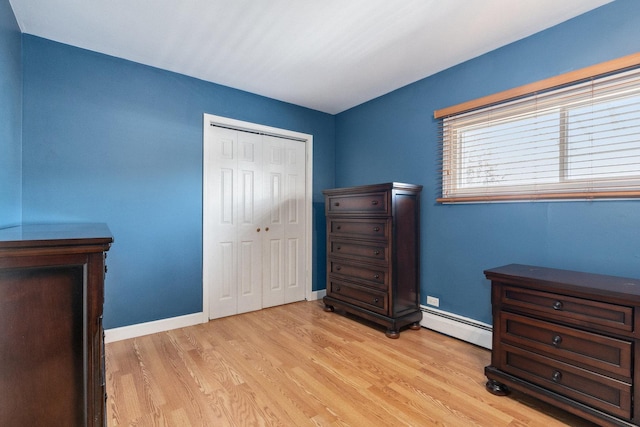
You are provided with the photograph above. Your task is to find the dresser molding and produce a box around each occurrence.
[322,182,422,338]
[485,264,640,427]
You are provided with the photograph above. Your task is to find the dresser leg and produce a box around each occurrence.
[385,329,400,339]
[323,304,334,312]
[409,322,421,330]
[485,379,509,396]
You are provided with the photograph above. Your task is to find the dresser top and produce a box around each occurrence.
[485,264,640,300]
[323,182,422,195]
[0,223,113,249]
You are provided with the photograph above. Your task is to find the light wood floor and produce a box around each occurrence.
[105,300,597,426]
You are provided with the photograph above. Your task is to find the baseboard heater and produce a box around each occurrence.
[419,305,492,349]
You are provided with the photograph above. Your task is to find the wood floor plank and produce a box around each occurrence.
[106,300,598,426]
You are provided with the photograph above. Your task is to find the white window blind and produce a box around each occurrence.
[438,67,640,203]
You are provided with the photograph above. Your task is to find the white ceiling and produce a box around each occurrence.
[10,0,613,114]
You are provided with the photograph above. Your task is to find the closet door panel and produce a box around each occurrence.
[236,133,263,314]
[284,140,306,303]
[206,127,239,319]
[262,136,286,308]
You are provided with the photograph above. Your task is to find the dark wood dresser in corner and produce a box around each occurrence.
[484,264,640,427]
[0,224,113,427]
[322,182,422,338]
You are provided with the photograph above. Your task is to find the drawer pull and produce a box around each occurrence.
[552,301,563,310]
[373,274,380,279]
[334,202,340,206]
[552,335,562,346]
[373,226,380,232]
[336,266,342,271]
[374,250,380,255]
[371,200,379,205]
[336,286,341,292]
[551,371,562,383]
[373,298,379,303]
[336,246,341,251]
[336,225,342,230]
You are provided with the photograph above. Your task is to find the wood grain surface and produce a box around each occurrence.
[106,300,597,426]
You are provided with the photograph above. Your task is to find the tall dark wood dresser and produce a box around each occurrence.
[0,224,113,426]
[485,264,640,427]
[322,182,422,338]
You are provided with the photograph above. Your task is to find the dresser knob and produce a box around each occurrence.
[336,225,342,230]
[552,301,563,310]
[373,274,380,279]
[373,227,380,232]
[551,371,562,382]
[552,335,562,346]
[373,298,379,303]
[336,286,341,292]
[371,200,378,205]
[257,228,261,232]
[334,202,340,207]
[374,250,380,255]
[336,246,341,251]
[336,266,342,271]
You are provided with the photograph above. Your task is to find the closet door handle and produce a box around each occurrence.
[257,228,261,232]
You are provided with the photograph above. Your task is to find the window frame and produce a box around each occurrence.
[435,52,640,203]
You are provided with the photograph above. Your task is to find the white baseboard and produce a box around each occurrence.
[104,312,205,343]
[308,289,326,301]
[420,305,493,349]
[105,292,327,343]
[105,299,491,348]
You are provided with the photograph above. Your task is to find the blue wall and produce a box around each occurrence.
[0,0,22,227]
[11,0,640,331]
[21,36,335,328]
[336,0,640,324]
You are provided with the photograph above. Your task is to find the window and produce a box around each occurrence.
[436,56,640,203]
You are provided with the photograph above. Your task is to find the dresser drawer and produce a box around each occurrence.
[329,260,388,290]
[329,219,389,241]
[326,192,389,215]
[501,312,632,380]
[499,344,631,419]
[328,279,388,315]
[329,239,388,265]
[501,285,633,334]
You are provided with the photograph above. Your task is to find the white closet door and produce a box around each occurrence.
[204,126,239,319]
[262,136,286,308]
[262,136,307,307]
[204,122,307,318]
[236,132,264,314]
[283,139,306,304]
